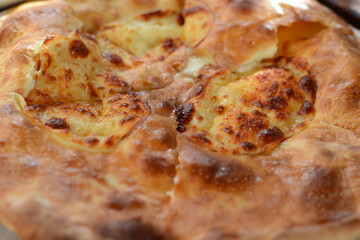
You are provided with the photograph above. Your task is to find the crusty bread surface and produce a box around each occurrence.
[1,0,360,239]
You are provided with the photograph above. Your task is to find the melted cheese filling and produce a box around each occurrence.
[180,57,316,155]
[16,4,317,154]
[99,12,183,56]
[21,10,183,151]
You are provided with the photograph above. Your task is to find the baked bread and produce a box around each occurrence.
[0,0,360,239]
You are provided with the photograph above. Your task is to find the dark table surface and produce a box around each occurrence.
[0,224,20,240]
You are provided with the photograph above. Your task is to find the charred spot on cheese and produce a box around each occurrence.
[222,126,234,135]
[176,103,195,132]
[64,67,73,81]
[256,126,284,145]
[241,142,257,152]
[196,115,204,122]
[177,12,185,25]
[252,110,266,117]
[87,83,99,98]
[43,53,53,70]
[27,104,46,112]
[69,40,89,58]
[193,85,205,98]
[84,137,100,147]
[47,75,56,83]
[130,104,142,112]
[139,9,169,21]
[24,93,150,151]
[119,115,137,125]
[236,112,267,133]
[299,75,317,99]
[214,105,225,115]
[104,73,128,88]
[266,96,287,110]
[189,132,212,145]
[104,135,116,148]
[162,38,177,53]
[296,122,306,129]
[284,88,295,98]
[299,100,314,115]
[45,118,70,130]
[103,52,125,67]
[35,59,42,72]
[179,57,316,155]
[43,34,55,45]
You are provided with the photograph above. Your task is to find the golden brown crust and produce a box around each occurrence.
[1,0,360,240]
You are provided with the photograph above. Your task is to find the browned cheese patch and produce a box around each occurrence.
[178,57,316,155]
[20,4,189,152]
[98,9,184,57]
[26,33,96,105]
[139,9,170,21]
[24,94,149,151]
[103,52,126,67]
[69,39,90,58]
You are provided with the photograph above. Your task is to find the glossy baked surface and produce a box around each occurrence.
[0,0,360,239]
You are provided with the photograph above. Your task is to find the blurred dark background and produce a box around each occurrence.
[318,0,360,28]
